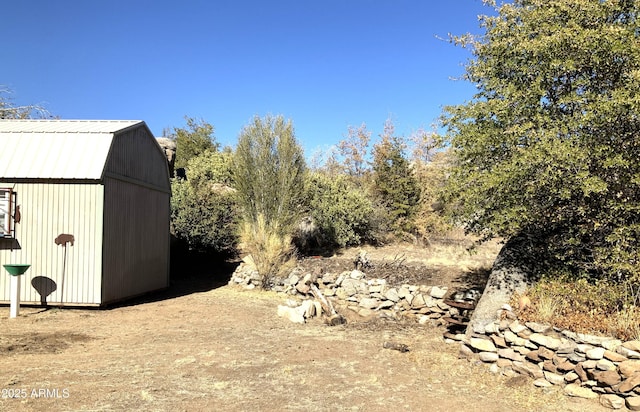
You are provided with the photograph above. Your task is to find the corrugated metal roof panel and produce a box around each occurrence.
[0,119,142,133]
[0,120,147,180]
[0,132,114,179]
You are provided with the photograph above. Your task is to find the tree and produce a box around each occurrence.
[232,115,306,286]
[442,0,640,280]
[337,123,371,178]
[372,119,420,234]
[0,86,51,119]
[173,117,218,170]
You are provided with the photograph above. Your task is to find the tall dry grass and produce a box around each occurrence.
[239,214,296,288]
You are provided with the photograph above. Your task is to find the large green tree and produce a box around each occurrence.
[442,0,640,279]
[173,117,219,169]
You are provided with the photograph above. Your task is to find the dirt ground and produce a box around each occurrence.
[0,243,610,412]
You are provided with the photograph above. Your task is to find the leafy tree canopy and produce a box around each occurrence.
[442,0,640,279]
[173,116,219,169]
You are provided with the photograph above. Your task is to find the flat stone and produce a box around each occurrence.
[384,288,400,302]
[602,339,623,352]
[564,383,598,399]
[411,294,427,309]
[525,350,541,363]
[529,333,562,350]
[470,337,497,353]
[504,330,527,346]
[596,358,617,371]
[350,269,365,279]
[509,321,529,334]
[359,297,380,310]
[459,343,475,360]
[627,396,640,411]
[552,355,576,372]
[620,374,640,393]
[277,305,305,324]
[544,370,565,385]
[396,287,411,299]
[498,348,523,362]
[533,378,553,387]
[592,370,622,386]
[568,353,587,363]
[479,352,499,363]
[620,361,640,378]
[624,341,640,353]
[358,308,373,317]
[429,286,448,299]
[512,361,544,379]
[377,300,394,310]
[564,371,580,383]
[369,285,384,293]
[605,350,628,363]
[538,346,556,360]
[497,358,513,368]
[490,335,507,348]
[582,360,598,369]
[542,360,558,373]
[617,346,640,359]
[575,363,588,382]
[484,322,500,334]
[587,347,607,360]
[525,322,551,333]
[600,394,625,410]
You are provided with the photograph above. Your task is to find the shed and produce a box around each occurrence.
[0,119,171,306]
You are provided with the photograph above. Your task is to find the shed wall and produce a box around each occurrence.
[0,182,103,305]
[106,126,171,191]
[101,177,170,304]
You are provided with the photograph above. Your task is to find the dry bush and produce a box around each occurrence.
[516,277,640,341]
[239,214,296,289]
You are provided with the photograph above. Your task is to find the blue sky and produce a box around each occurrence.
[2,0,490,155]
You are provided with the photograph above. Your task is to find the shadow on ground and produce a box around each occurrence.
[111,245,239,308]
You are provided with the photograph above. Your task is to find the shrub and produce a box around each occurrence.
[301,172,375,250]
[170,151,238,255]
[239,214,296,288]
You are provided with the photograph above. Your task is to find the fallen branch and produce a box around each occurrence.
[310,284,346,326]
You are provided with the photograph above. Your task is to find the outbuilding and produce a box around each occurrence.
[0,119,171,306]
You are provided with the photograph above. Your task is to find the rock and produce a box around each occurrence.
[624,341,640,353]
[619,361,640,378]
[459,343,475,360]
[358,308,373,317]
[592,370,622,386]
[484,322,500,334]
[617,346,640,359]
[490,335,507,348]
[411,294,427,309]
[534,378,553,387]
[627,396,640,411]
[586,347,607,360]
[552,355,576,372]
[602,339,623,352]
[509,321,529,334]
[600,394,625,410]
[565,371,580,383]
[504,330,527,346]
[479,352,499,363]
[538,346,556,360]
[469,337,497,353]
[543,370,565,385]
[619,373,640,393]
[575,363,589,382]
[525,350,542,363]
[359,298,380,310]
[350,269,365,279]
[542,360,558,373]
[604,350,628,363]
[498,348,523,362]
[596,359,617,371]
[277,305,305,324]
[295,282,310,294]
[429,286,448,298]
[512,360,544,379]
[384,288,400,302]
[525,322,551,333]
[377,300,394,310]
[529,333,562,350]
[300,300,316,318]
[564,383,598,399]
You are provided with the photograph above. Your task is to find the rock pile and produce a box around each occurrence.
[456,305,640,410]
[229,259,456,324]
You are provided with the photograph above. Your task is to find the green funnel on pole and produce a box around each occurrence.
[3,264,30,318]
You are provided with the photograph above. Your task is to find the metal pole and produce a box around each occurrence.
[9,275,20,318]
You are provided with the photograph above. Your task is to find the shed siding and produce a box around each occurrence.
[0,182,103,305]
[101,177,169,304]
[106,127,171,191]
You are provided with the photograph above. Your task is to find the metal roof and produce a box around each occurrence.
[0,120,145,180]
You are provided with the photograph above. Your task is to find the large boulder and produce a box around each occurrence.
[156,137,177,178]
[467,236,538,337]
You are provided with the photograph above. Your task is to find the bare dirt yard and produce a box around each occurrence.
[0,242,609,412]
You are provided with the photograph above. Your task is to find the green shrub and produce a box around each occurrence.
[170,151,238,254]
[302,172,375,249]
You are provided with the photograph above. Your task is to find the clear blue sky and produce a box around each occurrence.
[2,0,490,155]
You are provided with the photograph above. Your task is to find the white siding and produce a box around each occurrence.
[0,183,104,305]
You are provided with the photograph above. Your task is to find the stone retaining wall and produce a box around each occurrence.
[230,261,640,410]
